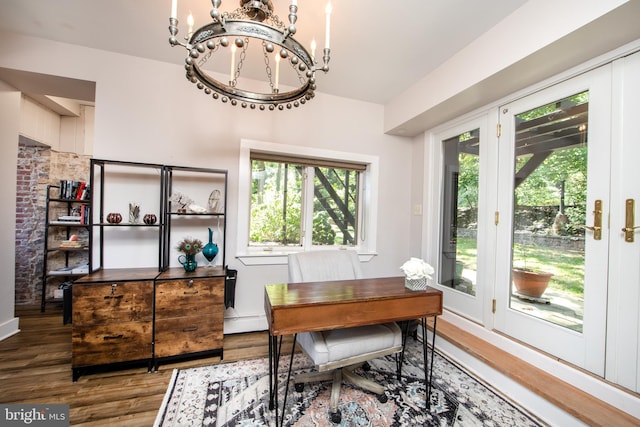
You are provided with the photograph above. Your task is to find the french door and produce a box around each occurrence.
[494,65,612,375]
[430,51,640,389]
[605,51,640,392]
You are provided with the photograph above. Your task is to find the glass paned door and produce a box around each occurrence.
[494,65,611,374]
[510,91,588,332]
[432,117,490,323]
[440,129,480,296]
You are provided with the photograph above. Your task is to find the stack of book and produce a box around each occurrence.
[57,215,81,223]
[48,264,89,276]
[51,207,90,225]
[58,239,84,249]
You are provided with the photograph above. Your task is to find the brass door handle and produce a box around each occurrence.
[622,199,639,242]
[584,200,602,240]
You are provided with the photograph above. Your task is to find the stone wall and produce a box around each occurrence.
[14,142,90,306]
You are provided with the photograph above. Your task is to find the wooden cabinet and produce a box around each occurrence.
[154,268,225,363]
[70,160,230,380]
[71,268,156,381]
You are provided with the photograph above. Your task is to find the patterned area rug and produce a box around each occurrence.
[154,338,545,426]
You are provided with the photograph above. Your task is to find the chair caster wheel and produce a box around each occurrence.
[362,361,371,371]
[294,383,304,392]
[330,410,342,424]
[377,393,388,403]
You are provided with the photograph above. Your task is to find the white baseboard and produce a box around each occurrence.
[0,316,19,342]
[224,311,267,335]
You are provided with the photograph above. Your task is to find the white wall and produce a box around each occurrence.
[0,80,20,340]
[385,0,638,135]
[0,31,416,333]
[20,95,61,149]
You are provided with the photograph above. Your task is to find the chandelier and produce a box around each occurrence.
[169,0,332,110]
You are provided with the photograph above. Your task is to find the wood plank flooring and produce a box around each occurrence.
[0,305,292,426]
[5,306,639,427]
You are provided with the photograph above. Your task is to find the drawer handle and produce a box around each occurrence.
[183,290,199,295]
[104,295,124,299]
[103,334,124,340]
[182,327,198,332]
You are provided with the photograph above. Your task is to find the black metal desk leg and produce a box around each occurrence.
[268,335,276,409]
[277,334,297,427]
[427,316,437,399]
[421,317,429,399]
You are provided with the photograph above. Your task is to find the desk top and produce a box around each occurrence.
[264,276,442,335]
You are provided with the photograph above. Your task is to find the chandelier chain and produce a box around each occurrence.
[232,38,249,87]
[262,41,274,91]
[198,41,218,68]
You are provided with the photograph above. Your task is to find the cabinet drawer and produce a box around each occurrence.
[72,321,152,367]
[154,314,223,357]
[155,277,224,319]
[73,281,153,324]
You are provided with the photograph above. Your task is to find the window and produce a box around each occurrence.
[250,154,363,247]
[237,139,379,264]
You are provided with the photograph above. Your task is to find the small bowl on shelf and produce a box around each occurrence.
[106,213,122,224]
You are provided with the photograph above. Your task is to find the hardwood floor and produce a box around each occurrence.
[0,305,290,426]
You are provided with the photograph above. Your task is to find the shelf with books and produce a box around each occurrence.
[41,184,91,312]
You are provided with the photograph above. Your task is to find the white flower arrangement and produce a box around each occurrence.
[400,257,435,280]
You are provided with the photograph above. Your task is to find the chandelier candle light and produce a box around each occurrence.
[401,257,435,291]
[169,0,332,110]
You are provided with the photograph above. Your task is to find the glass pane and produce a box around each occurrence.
[440,129,479,296]
[312,167,359,245]
[510,91,588,333]
[249,160,303,247]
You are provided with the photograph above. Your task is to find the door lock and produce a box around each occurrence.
[622,199,639,242]
[584,200,602,240]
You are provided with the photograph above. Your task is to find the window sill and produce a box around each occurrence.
[236,251,376,266]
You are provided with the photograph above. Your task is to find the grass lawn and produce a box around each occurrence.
[456,237,584,296]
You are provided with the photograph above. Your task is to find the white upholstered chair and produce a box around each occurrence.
[288,250,403,423]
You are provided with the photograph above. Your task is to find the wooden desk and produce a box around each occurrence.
[264,276,443,424]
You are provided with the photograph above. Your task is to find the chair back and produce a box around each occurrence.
[288,250,362,282]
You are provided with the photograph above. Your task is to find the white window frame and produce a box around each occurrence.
[236,139,379,265]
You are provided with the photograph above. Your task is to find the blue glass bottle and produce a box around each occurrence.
[202,227,219,266]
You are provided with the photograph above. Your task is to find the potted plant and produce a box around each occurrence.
[512,243,553,298]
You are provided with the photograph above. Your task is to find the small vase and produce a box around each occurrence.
[202,228,219,266]
[178,253,197,272]
[405,277,427,291]
[106,212,122,224]
[143,213,157,225]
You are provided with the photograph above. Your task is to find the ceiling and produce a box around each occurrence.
[0,0,528,107]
